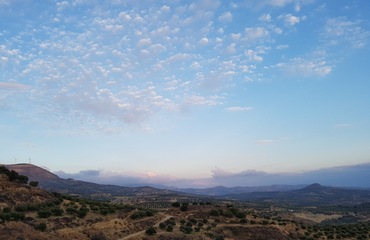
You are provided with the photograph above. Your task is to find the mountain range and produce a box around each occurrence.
[4,163,370,207]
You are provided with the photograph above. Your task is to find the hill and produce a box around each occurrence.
[6,164,180,200]
[225,183,370,206]
[174,184,302,196]
[0,165,58,210]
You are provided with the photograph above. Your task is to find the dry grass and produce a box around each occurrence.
[293,212,342,223]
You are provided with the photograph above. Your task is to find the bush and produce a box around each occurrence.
[159,222,166,230]
[29,181,39,187]
[15,204,29,212]
[182,226,193,234]
[180,205,188,211]
[166,224,173,232]
[90,233,107,240]
[172,202,181,207]
[38,209,52,218]
[11,212,25,221]
[210,209,220,216]
[51,207,64,216]
[145,226,156,235]
[35,222,47,232]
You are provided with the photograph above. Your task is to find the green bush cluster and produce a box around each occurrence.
[0,165,28,184]
[130,209,154,219]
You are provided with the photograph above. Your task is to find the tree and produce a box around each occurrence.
[29,181,39,187]
[166,224,173,232]
[159,222,166,230]
[172,202,181,207]
[38,209,52,218]
[35,223,47,232]
[18,175,29,184]
[180,205,188,211]
[145,226,156,235]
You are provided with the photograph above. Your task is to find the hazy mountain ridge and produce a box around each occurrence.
[172,184,304,196]
[6,164,181,199]
[224,183,370,206]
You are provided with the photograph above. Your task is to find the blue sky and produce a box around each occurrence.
[1,0,370,187]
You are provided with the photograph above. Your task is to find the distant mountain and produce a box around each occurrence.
[224,183,370,206]
[6,164,180,199]
[173,184,303,196]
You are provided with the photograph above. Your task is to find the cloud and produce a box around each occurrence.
[276,57,332,77]
[259,14,271,22]
[323,17,369,48]
[280,14,300,26]
[244,27,269,42]
[212,167,266,178]
[333,123,353,128]
[254,139,275,145]
[225,106,254,112]
[218,12,233,23]
[199,37,209,45]
[0,1,366,134]
[245,49,263,62]
[0,82,29,90]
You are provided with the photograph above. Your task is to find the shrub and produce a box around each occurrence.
[29,181,39,187]
[35,222,47,232]
[159,222,166,230]
[38,210,52,218]
[166,224,173,232]
[51,207,64,216]
[145,226,156,235]
[172,202,181,207]
[180,205,188,211]
[210,209,220,217]
[182,226,193,234]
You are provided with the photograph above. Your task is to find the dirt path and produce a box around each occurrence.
[119,213,173,240]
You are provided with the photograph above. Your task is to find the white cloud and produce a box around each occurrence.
[259,13,271,22]
[245,49,263,62]
[225,106,254,112]
[333,123,353,128]
[254,139,275,145]
[0,82,29,90]
[244,27,269,42]
[218,11,233,23]
[257,0,295,7]
[277,57,332,77]
[137,38,152,48]
[199,37,209,45]
[280,14,300,26]
[323,17,369,48]
[276,44,289,49]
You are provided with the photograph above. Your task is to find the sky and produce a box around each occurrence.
[1,0,370,188]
